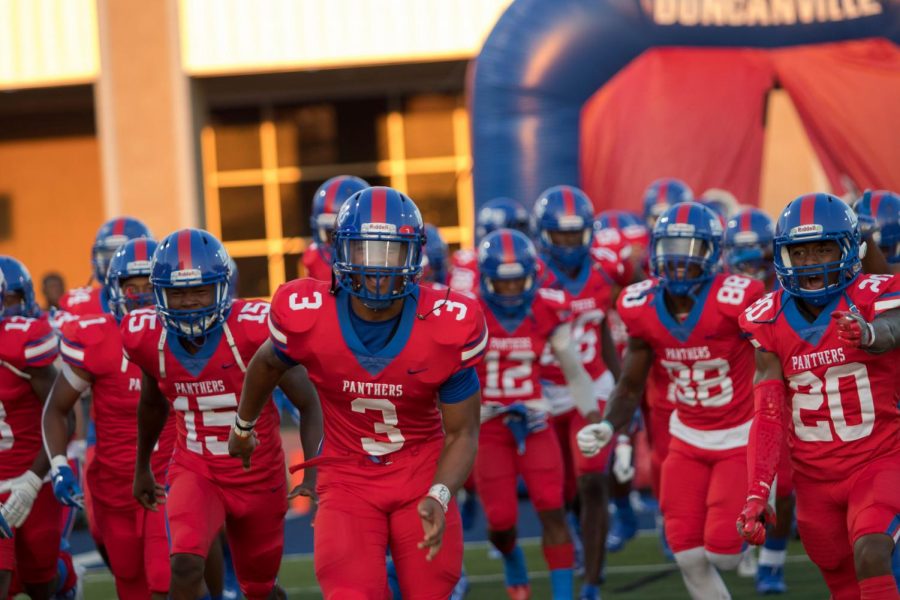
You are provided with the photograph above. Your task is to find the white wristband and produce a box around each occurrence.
[427,484,451,513]
[50,455,69,474]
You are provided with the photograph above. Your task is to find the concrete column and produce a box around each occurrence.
[93,0,198,237]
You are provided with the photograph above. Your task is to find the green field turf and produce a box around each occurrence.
[79,533,828,599]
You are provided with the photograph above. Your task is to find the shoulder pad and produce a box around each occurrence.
[849,274,899,316]
[270,279,330,336]
[536,286,568,309]
[711,274,766,319]
[60,314,116,347]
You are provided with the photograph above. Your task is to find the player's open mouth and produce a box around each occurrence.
[800,275,825,290]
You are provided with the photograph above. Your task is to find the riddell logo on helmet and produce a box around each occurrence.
[102,234,129,248]
[733,231,760,244]
[558,215,585,230]
[666,223,695,235]
[362,223,397,234]
[790,224,823,237]
[126,260,152,271]
[170,269,202,283]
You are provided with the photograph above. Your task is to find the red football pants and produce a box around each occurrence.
[642,397,674,499]
[0,484,62,584]
[659,438,746,555]
[475,418,565,531]
[314,441,463,600]
[793,452,900,600]
[93,500,170,598]
[165,463,287,600]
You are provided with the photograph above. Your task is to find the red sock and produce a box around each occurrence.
[859,574,899,600]
[542,542,574,570]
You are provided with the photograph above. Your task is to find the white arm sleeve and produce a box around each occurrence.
[61,363,91,393]
[549,322,597,417]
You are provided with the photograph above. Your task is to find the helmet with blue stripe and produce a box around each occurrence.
[106,239,158,321]
[533,185,595,270]
[92,217,152,284]
[651,202,723,296]
[774,193,862,306]
[422,224,449,285]
[150,229,233,341]
[0,256,39,318]
[478,229,539,318]
[310,176,369,265]
[854,190,900,264]
[333,186,425,309]
[642,178,693,227]
[476,197,531,241]
[724,208,775,281]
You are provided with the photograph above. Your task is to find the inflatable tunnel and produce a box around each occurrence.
[469,0,900,215]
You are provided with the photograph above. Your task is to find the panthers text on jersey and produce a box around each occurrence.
[59,286,105,317]
[60,313,175,509]
[617,273,765,448]
[0,316,58,478]
[301,243,333,282]
[477,287,568,416]
[121,299,284,485]
[739,273,900,481]
[269,278,487,461]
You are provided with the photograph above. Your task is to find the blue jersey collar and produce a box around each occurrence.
[782,293,840,347]
[166,327,224,378]
[654,281,712,343]
[337,289,418,376]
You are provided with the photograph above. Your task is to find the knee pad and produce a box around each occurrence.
[674,547,707,573]
[705,550,742,571]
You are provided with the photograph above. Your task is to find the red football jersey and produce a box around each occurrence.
[539,263,615,384]
[0,316,58,478]
[617,274,765,449]
[477,288,568,412]
[448,249,479,295]
[60,314,175,509]
[740,273,900,481]
[121,299,284,485]
[268,279,487,459]
[590,229,630,287]
[301,243,333,282]
[59,286,105,316]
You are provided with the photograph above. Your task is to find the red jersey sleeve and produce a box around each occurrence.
[228,299,271,350]
[849,273,900,320]
[268,279,328,364]
[533,287,569,339]
[119,308,163,374]
[712,274,766,321]
[2,316,58,369]
[59,315,116,374]
[422,288,488,371]
[615,279,658,341]
[739,291,782,353]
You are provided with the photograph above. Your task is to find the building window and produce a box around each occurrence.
[202,93,473,298]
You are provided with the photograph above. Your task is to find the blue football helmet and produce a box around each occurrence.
[310,176,370,265]
[595,210,648,240]
[475,197,531,240]
[422,224,449,285]
[91,217,152,284]
[333,186,425,309]
[106,239,157,321]
[478,229,539,318]
[150,229,233,341]
[0,256,39,317]
[854,190,900,264]
[724,208,775,281]
[533,185,595,270]
[774,193,862,306]
[227,258,240,299]
[642,178,693,227]
[698,188,739,223]
[651,202,723,296]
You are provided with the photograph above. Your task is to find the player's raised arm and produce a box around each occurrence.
[576,335,651,458]
[42,365,89,507]
[548,321,596,417]
[134,368,169,511]
[275,361,323,499]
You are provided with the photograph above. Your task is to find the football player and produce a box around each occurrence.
[578,201,765,599]
[123,229,322,600]
[43,239,175,600]
[534,185,621,600]
[232,187,486,599]
[736,193,900,600]
[0,257,42,319]
[301,175,369,281]
[59,217,152,316]
[449,196,531,295]
[642,178,693,230]
[476,229,597,599]
[0,261,62,600]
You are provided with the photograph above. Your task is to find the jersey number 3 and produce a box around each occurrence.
[351,398,406,456]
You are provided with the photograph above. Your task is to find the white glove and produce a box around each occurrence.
[0,471,42,528]
[576,420,614,458]
[612,435,635,483]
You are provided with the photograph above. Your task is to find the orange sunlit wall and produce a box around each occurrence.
[0,136,104,306]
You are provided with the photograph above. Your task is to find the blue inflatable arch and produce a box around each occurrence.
[469,0,900,213]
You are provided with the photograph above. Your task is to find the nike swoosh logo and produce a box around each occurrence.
[407,368,427,375]
[222,363,234,369]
